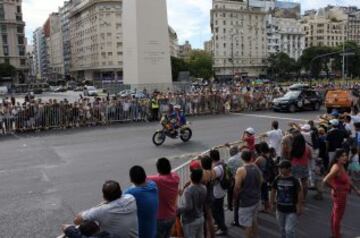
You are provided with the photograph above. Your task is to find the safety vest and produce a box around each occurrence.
[151,99,159,109]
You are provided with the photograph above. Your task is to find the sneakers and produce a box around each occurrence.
[215,229,228,236]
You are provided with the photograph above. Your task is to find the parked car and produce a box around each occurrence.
[325,89,354,113]
[273,89,322,113]
[52,86,67,93]
[84,86,98,96]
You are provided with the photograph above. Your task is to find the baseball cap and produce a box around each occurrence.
[245,127,255,135]
[329,119,339,126]
[189,160,202,171]
[301,124,311,131]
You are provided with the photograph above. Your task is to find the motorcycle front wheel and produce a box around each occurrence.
[152,131,166,146]
[180,128,192,142]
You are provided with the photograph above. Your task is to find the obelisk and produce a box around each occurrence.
[123,0,172,89]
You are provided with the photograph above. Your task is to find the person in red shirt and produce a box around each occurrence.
[148,158,180,238]
[243,127,256,152]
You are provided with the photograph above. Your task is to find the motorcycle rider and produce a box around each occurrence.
[174,105,187,128]
[161,104,177,135]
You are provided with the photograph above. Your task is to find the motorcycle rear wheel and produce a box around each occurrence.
[180,128,192,142]
[152,131,166,146]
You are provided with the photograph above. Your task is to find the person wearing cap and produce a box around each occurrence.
[270,160,303,238]
[326,119,347,164]
[243,128,256,152]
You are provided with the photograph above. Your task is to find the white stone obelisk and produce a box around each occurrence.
[123,0,172,89]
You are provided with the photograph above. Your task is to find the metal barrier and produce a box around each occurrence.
[0,93,278,135]
[172,139,247,188]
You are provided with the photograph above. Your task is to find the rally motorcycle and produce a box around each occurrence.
[152,118,192,146]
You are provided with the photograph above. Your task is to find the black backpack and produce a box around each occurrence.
[219,164,231,190]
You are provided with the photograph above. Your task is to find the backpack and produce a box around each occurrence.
[219,164,231,190]
[263,156,276,183]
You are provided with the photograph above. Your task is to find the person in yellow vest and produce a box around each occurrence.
[151,96,160,121]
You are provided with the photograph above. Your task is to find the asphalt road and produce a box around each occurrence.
[1,109,359,237]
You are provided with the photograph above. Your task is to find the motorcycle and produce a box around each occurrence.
[152,122,192,146]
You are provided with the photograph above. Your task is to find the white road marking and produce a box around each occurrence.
[236,113,316,122]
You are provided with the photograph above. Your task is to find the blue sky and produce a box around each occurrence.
[23,0,360,49]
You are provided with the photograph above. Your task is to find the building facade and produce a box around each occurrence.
[204,40,213,54]
[47,13,65,79]
[301,7,348,48]
[0,0,27,84]
[267,16,304,60]
[59,0,73,78]
[69,0,123,82]
[211,0,268,79]
[178,40,192,59]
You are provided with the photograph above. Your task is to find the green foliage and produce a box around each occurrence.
[298,46,335,78]
[171,56,188,81]
[332,41,360,78]
[267,52,296,80]
[186,50,213,80]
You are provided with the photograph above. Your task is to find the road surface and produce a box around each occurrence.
[0,110,359,237]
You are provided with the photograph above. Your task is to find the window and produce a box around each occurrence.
[17,6,21,13]
[1,25,6,33]
[17,26,23,34]
[20,59,26,66]
[2,34,7,44]
[18,46,25,56]
[3,46,8,56]
[18,36,24,44]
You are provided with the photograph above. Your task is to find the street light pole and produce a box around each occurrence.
[231,33,236,81]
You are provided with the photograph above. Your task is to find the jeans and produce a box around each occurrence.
[276,211,297,238]
[212,197,227,231]
[183,216,204,238]
[157,218,176,238]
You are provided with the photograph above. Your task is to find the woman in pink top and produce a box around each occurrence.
[290,134,312,199]
[323,149,360,238]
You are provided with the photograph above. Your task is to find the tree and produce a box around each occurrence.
[332,41,360,78]
[267,52,296,80]
[171,56,188,81]
[0,63,16,78]
[298,46,334,78]
[186,50,213,80]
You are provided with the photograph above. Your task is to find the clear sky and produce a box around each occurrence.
[23,0,360,49]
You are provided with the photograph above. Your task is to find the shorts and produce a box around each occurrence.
[238,202,260,227]
[292,165,309,180]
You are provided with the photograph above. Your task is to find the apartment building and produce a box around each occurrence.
[59,1,73,78]
[204,40,213,54]
[69,0,123,82]
[45,13,65,79]
[302,7,348,48]
[267,16,304,60]
[178,40,192,60]
[0,0,27,84]
[211,0,268,79]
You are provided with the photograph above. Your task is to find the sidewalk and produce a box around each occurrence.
[225,190,360,238]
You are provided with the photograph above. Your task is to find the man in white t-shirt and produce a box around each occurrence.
[262,121,283,160]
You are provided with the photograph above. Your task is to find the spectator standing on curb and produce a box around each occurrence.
[270,160,303,238]
[326,119,346,164]
[234,150,263,238]
[226,145,244,226]
[261,121,283,161]
[200,156,216,238]
[323,149,360,238]
[210,149,228,236]
[125,166,159,238]
[178,169,207,238]
[148,158,180,238]
[290,134,312,200]
[72,180,138,238]
[151,95,160,121]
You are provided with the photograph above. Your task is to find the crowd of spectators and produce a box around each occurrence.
[59,106,360,238]
[0,85,283,135]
